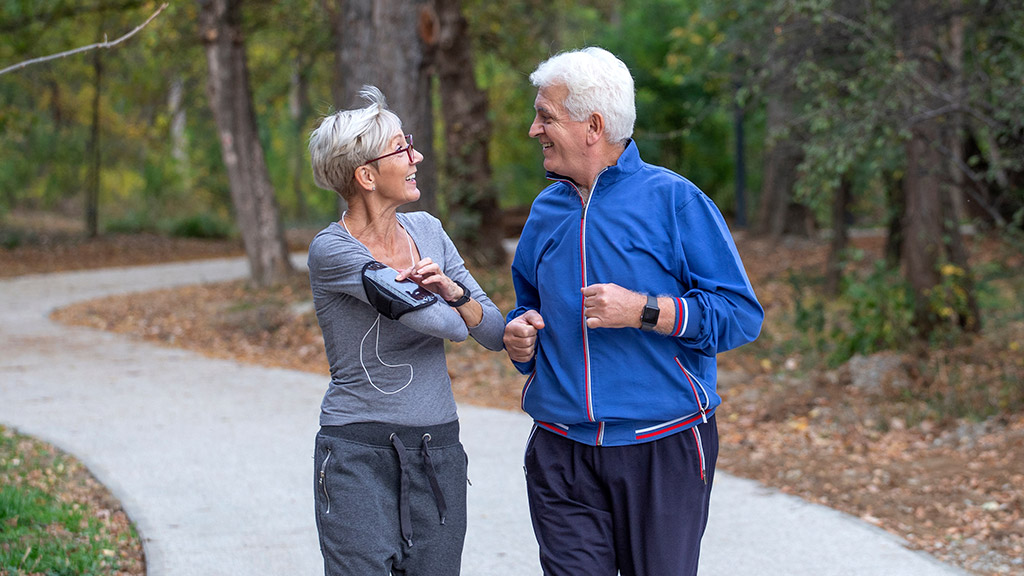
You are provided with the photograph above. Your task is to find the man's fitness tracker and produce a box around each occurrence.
[640,294,659,331]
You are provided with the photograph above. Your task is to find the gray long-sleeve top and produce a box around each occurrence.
[307,211,505,427]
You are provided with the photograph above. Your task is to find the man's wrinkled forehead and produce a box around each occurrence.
[534,85,568,115]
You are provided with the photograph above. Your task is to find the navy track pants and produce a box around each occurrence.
[524,416,717,576]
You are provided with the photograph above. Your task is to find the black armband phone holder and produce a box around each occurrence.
[361,261,437,320]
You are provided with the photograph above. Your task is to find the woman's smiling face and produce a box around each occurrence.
[373,131,422,204]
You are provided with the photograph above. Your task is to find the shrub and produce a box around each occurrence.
[103,212,159,235]
[168,213,233,240]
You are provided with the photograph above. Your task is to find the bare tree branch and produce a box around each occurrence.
[934,140,1009,227]
[0,0,149,34]
[0,3,168,77]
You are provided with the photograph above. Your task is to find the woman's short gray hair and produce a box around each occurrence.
[308,85,403,199]
[529,47,636,146]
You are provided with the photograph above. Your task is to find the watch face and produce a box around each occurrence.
[641,295,660,329]
[642,306,659,325]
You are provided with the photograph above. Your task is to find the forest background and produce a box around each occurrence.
[2,0,1024,574]
[2,0,1024,326]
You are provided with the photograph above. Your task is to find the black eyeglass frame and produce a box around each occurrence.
[365,134,414,165]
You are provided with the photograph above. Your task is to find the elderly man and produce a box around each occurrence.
[503,47,764,576]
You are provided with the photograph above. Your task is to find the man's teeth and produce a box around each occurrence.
[405,175,416,181]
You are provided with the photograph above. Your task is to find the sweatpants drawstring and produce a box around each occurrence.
[390,431,450,548]
[390,433,414,547]
[421,433,448,525]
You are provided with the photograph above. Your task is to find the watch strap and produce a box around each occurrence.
[445,279,471,307]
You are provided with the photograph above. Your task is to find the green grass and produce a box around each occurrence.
[0,426,135,575]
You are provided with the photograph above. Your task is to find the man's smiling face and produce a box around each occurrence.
[528,84,590,185]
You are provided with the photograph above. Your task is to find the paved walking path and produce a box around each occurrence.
[0,257,968,575]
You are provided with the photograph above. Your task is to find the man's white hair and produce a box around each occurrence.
[308,85,403,198]
[529,47,636,145]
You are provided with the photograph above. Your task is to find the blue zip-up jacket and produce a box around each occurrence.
[507,140,763,447]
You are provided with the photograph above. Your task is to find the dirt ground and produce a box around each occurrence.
[4,215,1023,575]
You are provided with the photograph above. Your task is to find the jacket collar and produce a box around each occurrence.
[544,139,643,192]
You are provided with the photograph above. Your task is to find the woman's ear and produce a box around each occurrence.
[354,165,376,192]
[587,112,605,145]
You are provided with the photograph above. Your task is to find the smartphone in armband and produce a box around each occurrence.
[361,261,437,320]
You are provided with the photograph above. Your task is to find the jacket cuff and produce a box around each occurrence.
[670,297,701,338]
[511,358,535,375]
[506,305,530,324]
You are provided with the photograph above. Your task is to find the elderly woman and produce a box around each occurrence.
[306,85,505,576]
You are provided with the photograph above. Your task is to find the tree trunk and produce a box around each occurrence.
[85,31,102,238]
[946,5,967,227]
[825,177,851,296]
[434,0,504,266]
[168,77,191,192]
[884,173,904,267]
[326,0,437,214]
[733,77,747,229]
[198,0,293,287]
[753,77,805,239]
[900,0,979,335]
[289,59,310,221]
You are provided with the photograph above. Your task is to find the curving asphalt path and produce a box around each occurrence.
[0,257,969,575]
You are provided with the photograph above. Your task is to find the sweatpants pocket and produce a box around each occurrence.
[318,447,333,514]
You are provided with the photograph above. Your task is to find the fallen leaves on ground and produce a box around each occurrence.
[13,227,1024,576]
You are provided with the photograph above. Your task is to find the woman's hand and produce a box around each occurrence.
[396,257,464,302]
[398,257,484,328]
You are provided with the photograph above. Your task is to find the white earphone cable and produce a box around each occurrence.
[344,211,419,395]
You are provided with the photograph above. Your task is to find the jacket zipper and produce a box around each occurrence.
[576,172,608,438]
[520,370,536,412]
[675,357,709,424]
[580,196,594,424]
[691,425,707,485]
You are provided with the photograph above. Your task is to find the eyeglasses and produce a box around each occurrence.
[365,134,414,165]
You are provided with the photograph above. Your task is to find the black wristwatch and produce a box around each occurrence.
[445,279,471,307]
[640,294,660,331]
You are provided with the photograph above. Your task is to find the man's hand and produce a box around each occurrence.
[504,310,545,363]
[581,283,646,329]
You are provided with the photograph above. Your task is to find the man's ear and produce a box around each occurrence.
[587,112,605,145]
[354,165,376,192]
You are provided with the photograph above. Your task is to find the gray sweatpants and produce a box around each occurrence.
[313,420,468,576]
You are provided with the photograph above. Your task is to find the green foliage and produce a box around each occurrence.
[462,1,755,213]
[601,0,752,213]
[168,213,234,240]
[464,0,620,208]
[473,51,548,208]
[706,0,1024,234]
[3,0,1018,282]
[0,0,334,232]
[0,229,22,249]
[783,258,918,367]
[103,210,159,234]
[787,271,828,355]
[1,0,766,229]
[828,260,918,365]
[920,261,976,345]
[768,236,1024,423]
[246,0,336,223]
[972,254,1024,329]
